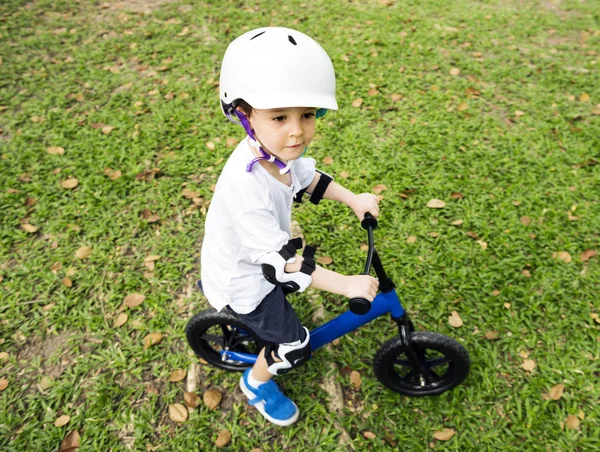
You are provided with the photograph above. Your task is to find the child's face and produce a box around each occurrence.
[248,107,317,162]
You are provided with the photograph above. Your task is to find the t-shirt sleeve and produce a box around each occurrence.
[292,157,317,189]
[233,209,290,263]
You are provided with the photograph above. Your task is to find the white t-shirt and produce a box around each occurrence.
[200,139,316,314]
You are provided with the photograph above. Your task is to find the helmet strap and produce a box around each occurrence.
[228,109,291,174]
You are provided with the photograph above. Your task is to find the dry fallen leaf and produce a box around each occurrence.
[59,430,80,452]
[205,141,215,150]
[484,331,499,340]
[391,93,403,101]
[477,240,488,250]
[433,428,456,441]
[448,311,463,328]
[21,224,38,233]
[215,429,231,448]
[169,369,187,382]
[113,313,128,328]
[457,102,468,112]
[47,146,65,155]
[54,415,71,427]
[39,375,53,390]
[184,391,201,408]
[520,216,532,226]
[123,293,145,308]
[372,184,387,194]
[322,156,334,165]
[0,378,8,391]
[579,92,590,102]
[580,249,598,262]
[352,98,363,108]
[515,110,525,117]
[317,256,333,265]
[522,269,531,278]
[450,192,464,199]
[75,246,92,259]
[226,137,238,147]
[449,67,461,76]
[451,219,464,226]
[168,403,188,423]
[547,383,564,401]
[62,277,73,287]
[350,370,362,389]
[362,431,377,439]
[203,389,223,409]
[565,415,580,430]
[427,199,446,209]
[0,352,8,360]
[553,251,572,263]
[406,236,417,244]
[522,359,536,372]
[101,125,114,134]
[61,178,79,189]
[143,333,164,350]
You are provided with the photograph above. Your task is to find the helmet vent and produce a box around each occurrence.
[251,31,266,40]
[288,35,297,45]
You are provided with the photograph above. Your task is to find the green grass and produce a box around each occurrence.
[1,0,599,450]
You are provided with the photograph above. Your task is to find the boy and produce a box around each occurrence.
[201,27,380,426]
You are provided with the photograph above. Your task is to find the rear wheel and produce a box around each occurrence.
[185,309,265,372]
[373,332,470,396]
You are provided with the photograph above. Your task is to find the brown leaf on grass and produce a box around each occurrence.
[205,141,215,150]
[113,313,128,328]
[553,251,572,263]
[352,98,363,108]
[522,269,531,278]
[62,278,73,287]
[457,102,469,112]
[215,430,231,448]
[169,369,187,382]
[184,391,201,408]
[54,415,71,427]
[322,156,334,165]
[372,184,387,194]
[140,209,160,223]
[580,249,598,262]
[75,246,92,259]
[47,146,65,155]
[565,415,580,430]
[450,192,464,199]
[515,110,525,117]
[317,256,333,265]
[350,370,362,389]
[449,67,461,76]
[135,168,161,181]
[406,236,417,244]
[522,359,536,372]
[391,93,403,101]
[520,216,532,226]
[0,378,8,391]
[101,125,114,135]
[491,289,501,296]
[340,171,349,179]
[39,375,53,390]
[0,352,8,360]
[477,240,488,250]
[360,243,368,251]
[104,168,122,180]
[168,403,188,423]
[579,93,590,102]
[484,331,499,340]
[226,137,238,147]
[427,199,445,209]
[433,428,456,441]
[362,431,376,439]
[59,430,80,452]
[203,389,222,409]
[546,383,565,401]
[61,178,79,189]
[123,293,145,308]
[143,333,163,350]
[21,224,38,233]
[448,311,463,328]
[451,219,464,226]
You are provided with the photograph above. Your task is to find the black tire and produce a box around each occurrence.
[185,308,266,372]
[373,332,470,396]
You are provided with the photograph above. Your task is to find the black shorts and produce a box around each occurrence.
[231,286,305,345]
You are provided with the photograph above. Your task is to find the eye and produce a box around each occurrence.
[273,116,286,122]
[302,112,316,119]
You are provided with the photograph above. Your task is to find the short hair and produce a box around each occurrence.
[235,99,253,116]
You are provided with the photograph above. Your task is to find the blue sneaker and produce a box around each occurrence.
[239,369,299,426]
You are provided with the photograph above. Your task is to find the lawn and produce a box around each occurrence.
[0,0,599,450]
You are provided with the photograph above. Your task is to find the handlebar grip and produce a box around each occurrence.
[361,212,378,230]
[349,297,371,315]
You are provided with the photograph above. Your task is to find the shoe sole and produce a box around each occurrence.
[239,376,299,427]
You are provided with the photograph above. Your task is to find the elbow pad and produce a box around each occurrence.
[294,169,334,205]
[258,241,317,293]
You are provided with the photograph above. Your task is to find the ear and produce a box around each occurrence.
[237,106,254,129]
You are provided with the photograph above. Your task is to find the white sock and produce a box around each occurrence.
[247,369,268,389]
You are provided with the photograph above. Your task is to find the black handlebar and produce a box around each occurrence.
[349,213,378,315]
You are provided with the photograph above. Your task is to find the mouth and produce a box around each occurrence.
[286,143,303,149]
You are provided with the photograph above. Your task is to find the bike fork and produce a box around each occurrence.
[394,314,428,377]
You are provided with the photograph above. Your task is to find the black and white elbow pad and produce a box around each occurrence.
[258,240,317,293]
[294,169,334,205]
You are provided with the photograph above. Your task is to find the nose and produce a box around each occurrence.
[289,117,304,138]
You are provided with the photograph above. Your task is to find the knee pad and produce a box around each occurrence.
[265,327,311,375]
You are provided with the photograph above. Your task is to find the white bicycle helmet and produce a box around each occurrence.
[220,26,338,115]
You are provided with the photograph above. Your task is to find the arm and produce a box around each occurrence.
[305,171,380,220]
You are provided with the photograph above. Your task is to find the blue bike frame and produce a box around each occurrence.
[220,289,405,364]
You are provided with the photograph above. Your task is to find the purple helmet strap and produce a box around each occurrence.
[230,109,290,174]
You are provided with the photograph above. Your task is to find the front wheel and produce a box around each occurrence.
[185,308,265,372]
[373,332,470,396]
